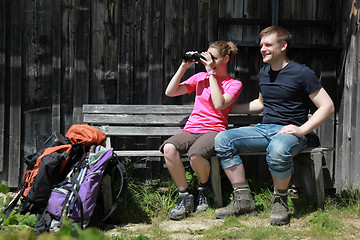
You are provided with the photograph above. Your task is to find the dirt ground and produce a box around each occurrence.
[105,213,360,240]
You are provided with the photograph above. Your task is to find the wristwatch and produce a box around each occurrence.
[207,70,216,77]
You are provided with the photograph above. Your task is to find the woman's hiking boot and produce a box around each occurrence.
[195,187,209,213]
[214,188,257,219]
[169,192,194,220]
[270,192,290,225]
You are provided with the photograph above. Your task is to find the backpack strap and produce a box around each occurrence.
[60,186,85,229]
[101,156,126,222]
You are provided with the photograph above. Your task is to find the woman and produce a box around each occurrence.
[160,40,243,220]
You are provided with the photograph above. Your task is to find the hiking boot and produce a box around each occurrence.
[214,188,257,219]
[169,193,194,220]
[270,193,290,226]
[195,190,209,213]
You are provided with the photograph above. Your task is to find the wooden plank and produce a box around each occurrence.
[210,156,223,207]
[95,126,183,136]
[219,0,244,42]
[0,0,5,173]
[83,114,190,125]
[113,147,334,157]
[72,0,90,124]
[23,0,55,164]
[83,112,262,126]
[163,0,184,105]
[90,0,119,104]
[147,0,164,104]
[133,0,149,104]
[8,0,22,187]
[243,0,266,42]
[89,0,106,104]
[52,0,62,132]
[181,0,197,105]
[117,0,135,104]
[83,104,194,114]
[62,0,76,129]
[208,0,219,42]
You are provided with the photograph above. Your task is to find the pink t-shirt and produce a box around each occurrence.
[182,72,242,133]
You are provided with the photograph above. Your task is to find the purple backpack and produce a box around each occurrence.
[47,146,113,228]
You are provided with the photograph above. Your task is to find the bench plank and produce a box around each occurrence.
[113,147,335,157]
[95,126,183,136]
[84,114,189,125]
[83,104,194,114]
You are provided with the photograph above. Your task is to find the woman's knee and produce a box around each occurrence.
[189,154,206,164]
[163,143,178,159]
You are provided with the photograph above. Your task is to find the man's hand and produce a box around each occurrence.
[277,124,306,137]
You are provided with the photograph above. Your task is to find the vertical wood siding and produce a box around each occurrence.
[0,0,356,191]
[336,0,360,191]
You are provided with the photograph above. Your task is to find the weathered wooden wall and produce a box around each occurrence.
[336,0,360,191]
[0,0,356,191]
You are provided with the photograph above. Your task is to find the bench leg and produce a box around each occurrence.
[107,137,112,148]
[101,174,113,213]
[310,152,325,207]
[293,152,325,208]
[210,156,223,207]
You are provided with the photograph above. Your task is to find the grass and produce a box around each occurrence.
[1,174,360,239]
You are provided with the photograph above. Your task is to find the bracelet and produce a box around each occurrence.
[207,70,216,77]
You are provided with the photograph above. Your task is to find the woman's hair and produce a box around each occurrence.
[209,40,238,62]
[259,26,292,46]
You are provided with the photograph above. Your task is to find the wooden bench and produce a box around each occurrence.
[82,104,334,208]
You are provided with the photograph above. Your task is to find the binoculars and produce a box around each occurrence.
[182,52,215,62]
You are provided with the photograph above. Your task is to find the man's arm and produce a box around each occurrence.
[278,88,335,137]
[231,93,264,114]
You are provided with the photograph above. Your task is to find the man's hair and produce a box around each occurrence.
[259,26,292,46]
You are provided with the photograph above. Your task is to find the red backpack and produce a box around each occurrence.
[0,124,106,225]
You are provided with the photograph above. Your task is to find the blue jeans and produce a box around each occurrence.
[214,124,307,179]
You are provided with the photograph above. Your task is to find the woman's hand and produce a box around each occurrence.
[200,52,215,72]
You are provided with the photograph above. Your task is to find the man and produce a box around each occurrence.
[213,26,335,225]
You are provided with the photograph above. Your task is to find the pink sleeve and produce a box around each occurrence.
[182,73,204,94]
[224,79,243,101]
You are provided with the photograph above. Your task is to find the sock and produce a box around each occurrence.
[197,181,210,192]
[274,189,288,196]
[179,188,189,198]
[232,181,249,190]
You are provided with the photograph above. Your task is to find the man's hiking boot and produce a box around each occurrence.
[195,190,209,213]
[169,193,194,220]
[214,188,257,219]
[270,192,290,226]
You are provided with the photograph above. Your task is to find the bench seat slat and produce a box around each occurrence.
[84,114,189,125]
[83,104,194,114]
[84,114,262,126]
[95,126,183,136]
[113,147,335,157]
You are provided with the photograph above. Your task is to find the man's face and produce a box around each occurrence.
[260,33,285,64]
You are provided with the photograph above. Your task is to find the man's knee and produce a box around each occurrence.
[266,154,294,179]
[214,131,226,148]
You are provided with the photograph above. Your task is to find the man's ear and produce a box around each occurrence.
[281,41,288,52]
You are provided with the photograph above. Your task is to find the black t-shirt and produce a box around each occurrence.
[259,61,322,126]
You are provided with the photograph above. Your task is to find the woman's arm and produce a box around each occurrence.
[165,57,196,97]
